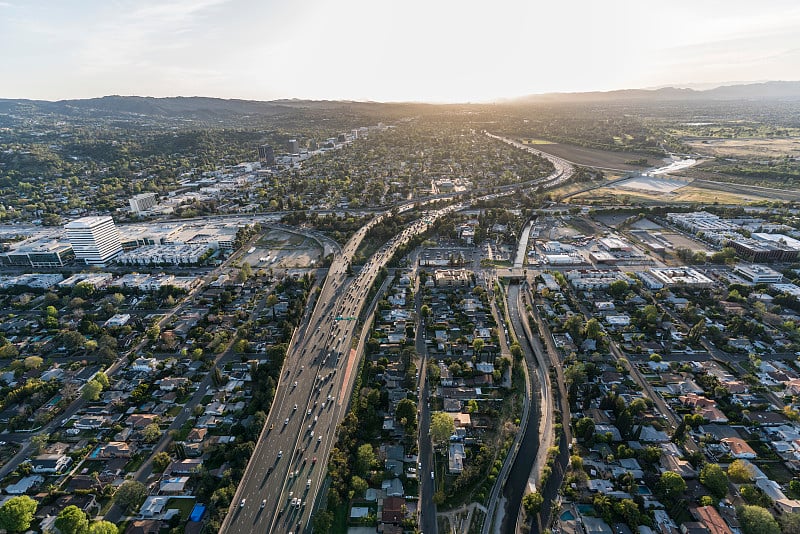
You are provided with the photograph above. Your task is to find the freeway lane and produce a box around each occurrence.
[224,168,569,532]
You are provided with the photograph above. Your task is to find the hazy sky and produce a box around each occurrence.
[1,0,799,102]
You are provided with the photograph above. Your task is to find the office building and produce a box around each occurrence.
[258,144,275,166]
[129,192,158,214]
[733,264,783,284]
[288,139,299,154]
[0,239,74,268]
[65,216,123,266]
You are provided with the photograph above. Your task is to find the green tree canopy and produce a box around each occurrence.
[55,505,89,534]
[522,491,543,516]
[151,452,172,473]
[0,496,38,532]
[430,412,455,446]
[737,505,780,534]
[82,380,103,401]
[700,463,728,499]
[656,471,687,503]
[728,459,756,483]
[88,521,118,534]
[356,443,376,477]
[115,480,147,512]
[141,423,161,443]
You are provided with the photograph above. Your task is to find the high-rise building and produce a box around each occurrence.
[129,192,157,214]
[288,139,299,153]
[65,216,123,266]
[258,144,275,166]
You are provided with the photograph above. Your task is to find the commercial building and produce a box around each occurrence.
[116,244,212,266]
[258,145,275,166]
[65,216,123,266]
[129,192,158,214]
[733,264,783,284]
[565,269,628,290]
[0,239,74,268]
[667,212,738,233]
[726,237,799,262]
[434,269,472,287]
[288,139,299,154]
[648,268,713,288]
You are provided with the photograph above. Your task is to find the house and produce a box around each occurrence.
[159,476,190,494]
[30,454,72,474]
[381,477,404,497]
[99,441,134,459]
[690,506,732,534]
[744,411,786,426]
[126,413,159,429]
[4,475,44,494]
[381,496,405,524]
[449,443,466,474]
[159,377,189,391]
[721,437,757,459]
[73,415,109,430]
[168,458,203,475]
[126,520,162,534]
[131,357,158,372]
[186,428,208,442]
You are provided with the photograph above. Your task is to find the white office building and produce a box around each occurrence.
[65,216,123,266]
[129,192,158,214]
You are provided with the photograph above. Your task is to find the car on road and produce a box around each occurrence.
[284,418,289,425]
[306,478,311,488]
[240,498,246,508]
[431,471,435,480]
[261,499,266,509]
[293,404,297,411]
[278,450,283,458]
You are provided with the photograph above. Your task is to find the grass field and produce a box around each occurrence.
[523,142,659,170]
[685,137,800,159]
[571,183,778,205]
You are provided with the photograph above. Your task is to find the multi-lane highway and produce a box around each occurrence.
[221,209,457,533]
[222,137,573,533]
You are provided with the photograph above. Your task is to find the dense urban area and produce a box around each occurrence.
[0,87,800,534]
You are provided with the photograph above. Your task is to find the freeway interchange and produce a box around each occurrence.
[221,145,572,534]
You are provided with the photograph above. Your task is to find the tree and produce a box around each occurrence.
[522,491,543,516]
[0,495,38,532]
[152,452,171,473]
[312,510,334,533]
[700,463,728,499]
[265,294,279,319]
[575,417,595,442]
[141,423,161,443]
[237,262,252,283]
[609,279,629,299]
[737,505,780,534]
[92,372,110,388]
[395,398,417,430]
[472,338,484,356]
[356,444,376,476]
[55,505,89,534]
[614,498,641,527]
[88,521,118,534]
[82,380,103,401]
[728,459,756,483]
[351,475,368,497]
[584,318,602,340]
[779,511,800,534]
[115,480,147,512]
[23,356,43,369]
[430,412,455,446]
[31,432,50,454]
[656,471,687,503]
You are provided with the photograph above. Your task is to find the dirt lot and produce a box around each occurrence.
[658,232,710,253]
[246,229,322,269]
[685,137,800,159]
[526,143,662,171]
[572,182,783,205]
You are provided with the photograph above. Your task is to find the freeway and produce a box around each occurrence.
[222,208,460,533]
[222,156,572,532]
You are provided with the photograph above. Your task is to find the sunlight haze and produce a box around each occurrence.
[2,0,799,101]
